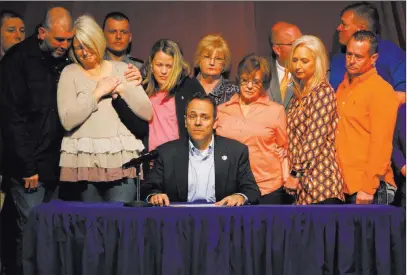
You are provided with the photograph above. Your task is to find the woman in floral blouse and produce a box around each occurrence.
[284,35,344,205]
[193,34,239,106]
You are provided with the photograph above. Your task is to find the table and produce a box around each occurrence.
[23,201,406,275]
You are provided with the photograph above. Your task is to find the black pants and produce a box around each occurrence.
[316,198,343,205]
[258,186,295,204]
[1,177,58,275]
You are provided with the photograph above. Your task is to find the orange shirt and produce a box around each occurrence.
[336,68,399,195]
[216,93,287,195]
[148,91,179,151]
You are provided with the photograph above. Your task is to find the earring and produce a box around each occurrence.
[372,62,376,67]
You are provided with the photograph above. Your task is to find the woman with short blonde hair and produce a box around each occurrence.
[193,34,238,106]
[57,14,152,202]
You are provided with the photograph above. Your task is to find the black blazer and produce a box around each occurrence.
[141,135,261,204]
[112,77,205,150]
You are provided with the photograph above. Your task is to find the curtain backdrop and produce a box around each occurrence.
[1,1,405,79]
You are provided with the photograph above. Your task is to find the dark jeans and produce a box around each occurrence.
[1,177,58,275]
[60,178,136,202]
[345,181,396,205]
[258,186,295,205]
[393,178,406,208]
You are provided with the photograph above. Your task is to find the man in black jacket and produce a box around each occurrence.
[142,93,260,206]
[0,7,73,275]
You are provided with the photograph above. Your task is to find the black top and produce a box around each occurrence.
[0,35,70,182]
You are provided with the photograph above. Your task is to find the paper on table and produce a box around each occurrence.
[169,204,224,207]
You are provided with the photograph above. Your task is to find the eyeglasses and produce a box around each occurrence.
[274,43,293,46]
[201,55,225,64]
[240,78,263,87]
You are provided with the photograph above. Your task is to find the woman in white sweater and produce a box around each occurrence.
[57,14,152,202]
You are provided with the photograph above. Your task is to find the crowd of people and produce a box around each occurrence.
[0,2,405,274]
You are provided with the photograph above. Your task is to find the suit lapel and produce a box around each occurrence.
[268,58,282,104]
[214,136,229,200]
[174,142,189,201]
[283,85,294,110]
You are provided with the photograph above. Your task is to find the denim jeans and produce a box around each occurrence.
[60,178,136,202]
[1,177,58,275]
[345,181,396,205]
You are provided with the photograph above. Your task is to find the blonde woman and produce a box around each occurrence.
[57,14,152,202]
[193,34,238,106]
[284,35,344,205]
[142,39,205,151]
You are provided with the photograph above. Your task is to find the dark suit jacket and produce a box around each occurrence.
[267,56,294,112]
[141,135,260,204]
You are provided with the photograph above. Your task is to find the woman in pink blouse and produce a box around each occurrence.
[216,54,292,204]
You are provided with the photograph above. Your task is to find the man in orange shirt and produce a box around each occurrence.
[336,30,399,204]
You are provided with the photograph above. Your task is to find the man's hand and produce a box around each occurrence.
[271,144,287,160]
[124,63,142,85]
[396,91,406,105]
[356,190,374,204]
[149,193,170,206]
[23,174,39,192]
[401,165,406,177]
[214,194,246,206]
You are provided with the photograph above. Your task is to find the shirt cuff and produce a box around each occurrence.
[146,193,158,203]
[235,193,249,204]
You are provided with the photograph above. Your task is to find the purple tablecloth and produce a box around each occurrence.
[23,201,406,275]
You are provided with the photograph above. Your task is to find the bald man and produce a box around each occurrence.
[267,22,302,111]
[0,7,73,274]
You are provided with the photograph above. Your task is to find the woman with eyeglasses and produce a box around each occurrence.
[215,54,292,204]
[284,35,344,205]
[193,34,239,106]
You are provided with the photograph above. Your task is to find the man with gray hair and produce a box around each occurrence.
[330,2,406,105]
[0,7,73,274]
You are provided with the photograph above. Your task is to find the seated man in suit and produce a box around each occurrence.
[142,93,261,206]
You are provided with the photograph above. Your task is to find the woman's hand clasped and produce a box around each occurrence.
[94,76,122,101]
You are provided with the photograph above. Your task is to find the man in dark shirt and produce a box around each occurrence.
[392,103,406,208]
[0,7,73,274]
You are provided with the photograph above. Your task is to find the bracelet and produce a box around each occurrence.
[290,169,304,178]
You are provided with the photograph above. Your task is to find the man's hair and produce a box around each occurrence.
[341,2,380,35]
[102,11,129,30]
[185,92,217,119]
[350,30,378,55]
[41,7,72,30]
[0,10,23,28]
[236,53,271,91]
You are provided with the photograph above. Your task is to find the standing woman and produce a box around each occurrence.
[143,39,205,151]
[284,35,344,205]
[216,54,292,204]
[57,15,152,202]
[193,34,239,106]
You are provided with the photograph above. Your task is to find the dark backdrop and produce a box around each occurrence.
[0,1,405,78]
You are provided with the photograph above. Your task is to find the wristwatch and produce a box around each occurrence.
[290,169,304,178]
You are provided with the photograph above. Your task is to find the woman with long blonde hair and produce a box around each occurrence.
[284,35,344,205]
